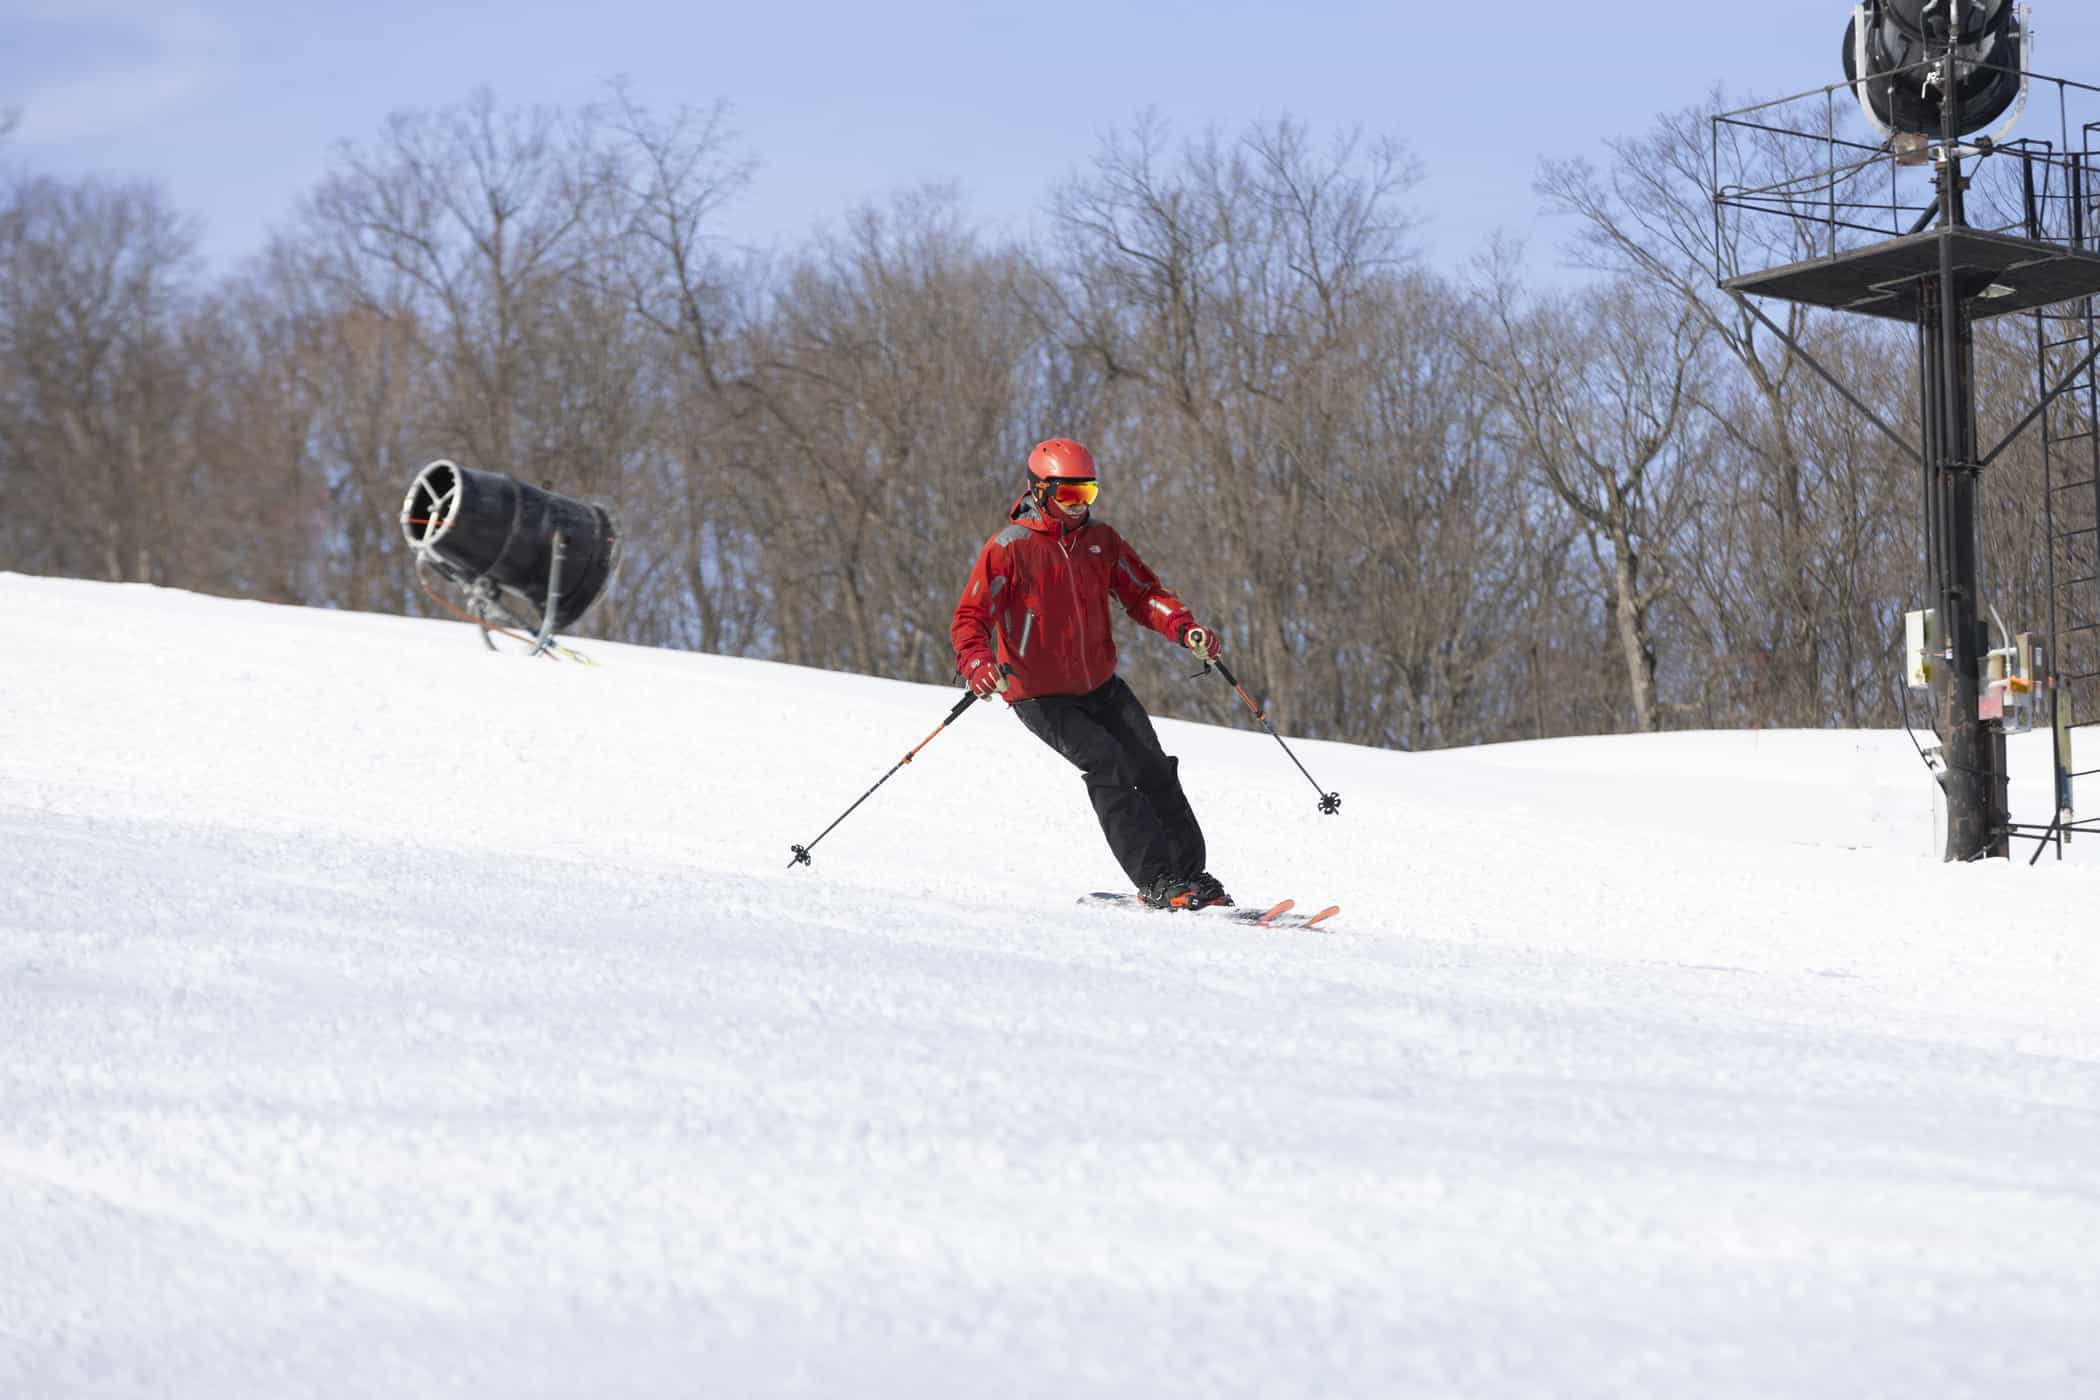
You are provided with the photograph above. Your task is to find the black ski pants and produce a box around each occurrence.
[1012,675,1205,890]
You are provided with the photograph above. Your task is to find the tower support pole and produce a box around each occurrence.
[1921,153,2010,860]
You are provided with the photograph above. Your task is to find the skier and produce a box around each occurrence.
[950,438,1232,910]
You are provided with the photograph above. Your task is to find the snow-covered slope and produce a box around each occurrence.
[2,572,2095,1398]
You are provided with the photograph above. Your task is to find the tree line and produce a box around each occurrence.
[1,91,2083,750]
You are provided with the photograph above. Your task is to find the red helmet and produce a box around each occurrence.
[1027,438,1096,482]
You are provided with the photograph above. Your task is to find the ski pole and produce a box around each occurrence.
[1206,658,1342,815]
[788,668,1007,868]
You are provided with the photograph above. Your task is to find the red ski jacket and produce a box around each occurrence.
[951,496,1193,702]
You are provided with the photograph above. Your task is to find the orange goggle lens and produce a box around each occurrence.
[1050,479,1098,507]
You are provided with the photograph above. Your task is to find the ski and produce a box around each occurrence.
[1078,891,1292,926]
[1255,903,1340,930]
[1078,892,1339,930]
[1236,898,1296,927]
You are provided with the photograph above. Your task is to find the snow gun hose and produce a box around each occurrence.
[788,680,993,869]
[1210,658,1342,816]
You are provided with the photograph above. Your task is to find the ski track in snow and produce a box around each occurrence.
[1,572,2096,1398]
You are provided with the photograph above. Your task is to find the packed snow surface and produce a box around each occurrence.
[2,572,2096,1398]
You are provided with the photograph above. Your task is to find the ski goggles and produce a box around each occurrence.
[1044,478,1098,507]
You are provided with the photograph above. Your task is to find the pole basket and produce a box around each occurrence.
[400,459,622,655]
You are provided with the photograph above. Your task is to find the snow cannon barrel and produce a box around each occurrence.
[399,460,620,632]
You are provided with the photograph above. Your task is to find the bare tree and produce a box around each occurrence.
[737,185,1042,678]
[1537,96,1914,726]
[1468,261,1710,732]
[178,266,327,604]
[302,88,620,464]
[0,175,200,584]
[600,88,765,653]
[1043,115,1465,744]
[1315,271,1518,748]
[8,86,1992,753]
[291,90,659,626]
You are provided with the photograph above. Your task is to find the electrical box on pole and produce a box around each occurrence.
[1905,609,1939,690]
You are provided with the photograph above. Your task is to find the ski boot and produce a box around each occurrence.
[1186,872,1233,909]
[1138,874,1200,910]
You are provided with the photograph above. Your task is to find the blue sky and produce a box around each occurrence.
[6,1,2100,276]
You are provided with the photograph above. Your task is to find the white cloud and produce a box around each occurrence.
[15,61,219,143]
[4,0,226,144]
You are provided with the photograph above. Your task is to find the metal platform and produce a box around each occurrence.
[1723,227,2100,321]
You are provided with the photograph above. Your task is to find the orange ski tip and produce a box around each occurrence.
[1253,898,1295,926]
